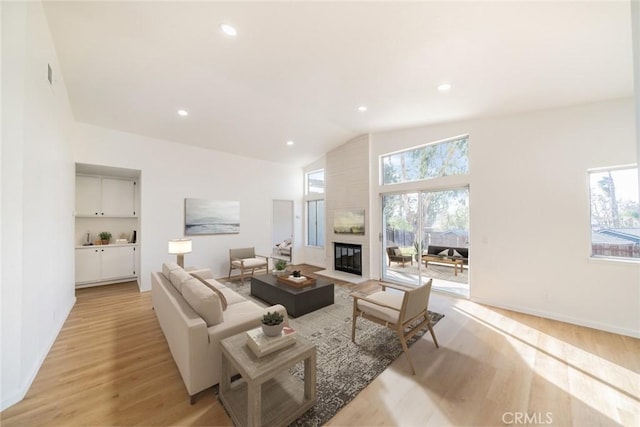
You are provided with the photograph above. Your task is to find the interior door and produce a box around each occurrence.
[272,200,293,261]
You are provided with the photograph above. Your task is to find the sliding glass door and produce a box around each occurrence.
[383,187,469,296]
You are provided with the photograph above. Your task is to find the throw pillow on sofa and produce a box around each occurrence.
[190,272,228,310]
[181,278,224,326]
[438,248,450,257]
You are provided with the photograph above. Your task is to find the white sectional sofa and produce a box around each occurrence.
[151,262,287,402]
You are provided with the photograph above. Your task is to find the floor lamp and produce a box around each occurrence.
[168,239,192,268]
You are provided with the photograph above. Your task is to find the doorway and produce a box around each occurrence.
[382,187,469,297]
[272,200,293,262]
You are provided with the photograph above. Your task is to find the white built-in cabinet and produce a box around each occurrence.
[75,245,137,284]
[75,175,136,217]
[75,173,139,288]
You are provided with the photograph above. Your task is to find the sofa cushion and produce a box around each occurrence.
[169,268,192,294]
[181,278,224,326]
[218,287,248,306]
[190,272,228,310]
[393,248,403,256]
[162,262,181,280]
[231,257,267,268]
[452,249,463,258]
[438,248,450,257]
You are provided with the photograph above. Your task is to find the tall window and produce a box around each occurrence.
[307,200,325,247]
[589,166,639,260]
[306,169,325,247]
[382,136,468,185]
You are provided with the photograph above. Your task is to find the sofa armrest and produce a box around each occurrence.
[207,304,289,342]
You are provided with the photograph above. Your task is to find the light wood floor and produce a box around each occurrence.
[1,265,638,426]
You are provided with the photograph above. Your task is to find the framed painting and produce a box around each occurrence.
[333,208,365,235]
[185,199,240,235]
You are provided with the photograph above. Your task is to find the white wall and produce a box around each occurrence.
[71,123,304,290]
[370,99,639,337]
[1,1,76,410]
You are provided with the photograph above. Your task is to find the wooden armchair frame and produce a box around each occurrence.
[351,280,439,374]
[227,247,269,281]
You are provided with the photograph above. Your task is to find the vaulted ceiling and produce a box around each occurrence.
[43,1,635,166]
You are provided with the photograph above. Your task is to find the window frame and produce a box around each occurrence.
[587,164,639,262]
[380,134,469,186]
[305,169,325,248]
[306,169,325,195]
[306,199,325,248]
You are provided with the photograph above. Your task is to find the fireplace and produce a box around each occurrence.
[334,243,362,276]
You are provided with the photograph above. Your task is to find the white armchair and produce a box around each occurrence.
[227,247,269,281]
[351,279,439,374]
[274,239,292,256]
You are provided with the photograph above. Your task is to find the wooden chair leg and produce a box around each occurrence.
[227,266,232,279]
[351,302,358,342]
[397,329,416,375]
[427,321,439,348]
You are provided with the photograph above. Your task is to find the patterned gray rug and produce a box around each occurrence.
[227,280,444,427]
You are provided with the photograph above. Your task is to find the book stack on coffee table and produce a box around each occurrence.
[245,326,297,357]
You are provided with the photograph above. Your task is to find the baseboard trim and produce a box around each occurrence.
[470,296,640,339]
[0,295,76,411]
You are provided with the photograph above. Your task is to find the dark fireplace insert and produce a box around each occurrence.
[334,242,362,276]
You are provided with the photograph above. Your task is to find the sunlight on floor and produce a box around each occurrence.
[451,299,640,425]
[385,268,470,298]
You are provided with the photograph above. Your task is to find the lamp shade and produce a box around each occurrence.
[168,239,192,255]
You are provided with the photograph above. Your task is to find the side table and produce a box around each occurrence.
[219,332,317,427]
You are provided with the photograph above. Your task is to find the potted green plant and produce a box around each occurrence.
[99,231,112,245]
[261,311,284,337]
[413,241,422,261]
[273,259,287,275]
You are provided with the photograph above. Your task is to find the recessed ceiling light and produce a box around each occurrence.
[220,23,237,37]
[286,140,294,146]
[177,109,189,116]
[437,82,452,92]
[357,106,368,112]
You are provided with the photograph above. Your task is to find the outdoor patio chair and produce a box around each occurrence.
[228,247,269,281]
[386,246,413,267]
[351,279,438,375]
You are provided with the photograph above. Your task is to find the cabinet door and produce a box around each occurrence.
[101,178,136,216]
[75,176,101,216]
[75,248,101,283]
[100,246,135,280]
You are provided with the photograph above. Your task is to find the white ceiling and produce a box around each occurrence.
[42,1,635,167]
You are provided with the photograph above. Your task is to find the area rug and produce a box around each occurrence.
[226,280,444,427]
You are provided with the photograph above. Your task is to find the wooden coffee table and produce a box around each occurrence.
[251,274,334,317]
[422,255,465,276]
[219,332,317,427]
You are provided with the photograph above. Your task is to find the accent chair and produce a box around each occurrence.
[228,247,269,281]
[351,279,439,374]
